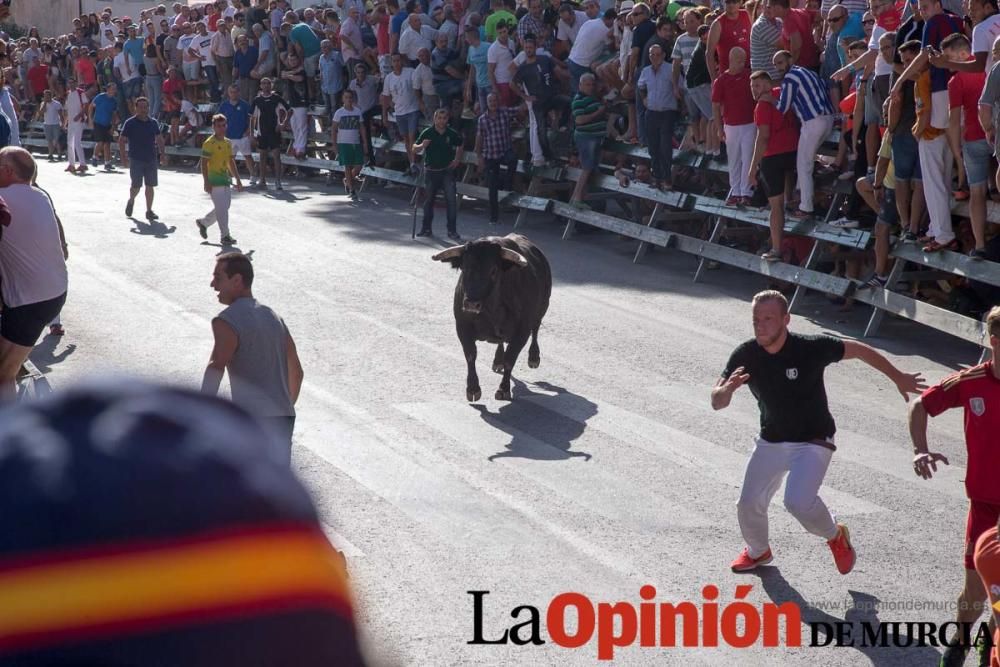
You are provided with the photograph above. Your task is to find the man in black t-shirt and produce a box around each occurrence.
[711,290,926,575]
[250,78,289,191]
[512,34,569,165]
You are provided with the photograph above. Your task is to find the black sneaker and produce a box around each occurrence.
[860,274,888,290]
[220,235,237,246]
[902,231,919,242]
[416,228,432,237]
[275,182,283,191]
[447,231,462,241]
[125,198,134,217]
[196,220,208,239]
[145,210,158,221]
[970,247,988,261]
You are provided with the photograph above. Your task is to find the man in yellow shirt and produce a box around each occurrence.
[198,114,244,246]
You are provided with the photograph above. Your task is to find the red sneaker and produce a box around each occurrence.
[730,547,773,572]
[827,523,856,574]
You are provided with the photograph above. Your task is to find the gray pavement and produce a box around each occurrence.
[34,157,986,666]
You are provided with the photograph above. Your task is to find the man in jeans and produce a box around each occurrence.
[474,92,520,225]
[638,44,678,191]
[202,252,303,462]
[413,108,464,240]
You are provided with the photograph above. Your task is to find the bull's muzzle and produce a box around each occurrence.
[462,298,483,314]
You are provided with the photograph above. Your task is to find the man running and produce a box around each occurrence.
[250,77,288,191]
[118,97,165,221]
[712,290,926,573]
[908,305,1000,667]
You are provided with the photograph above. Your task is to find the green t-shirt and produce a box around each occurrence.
[417,125,463,169]
[484,10,516,41]
[571,94,605,137]
[290,23,321,58]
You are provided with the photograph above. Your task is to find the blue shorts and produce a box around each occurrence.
[568,59,589,95]
[963,138,994,187]
[876,184,898,228]
[686,83,712,121]
[129,158,158,188]
[574,133,603,171]
[395,110,419,136]
[891,131,921,181]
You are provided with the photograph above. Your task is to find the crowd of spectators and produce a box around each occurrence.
[0,0,997,290]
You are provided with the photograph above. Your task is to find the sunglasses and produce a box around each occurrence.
[862,18,875,24]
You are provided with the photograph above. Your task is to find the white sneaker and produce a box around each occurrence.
[837,171,855,181]
[828,217,859,229]
[603,89,619,102]
[249,176,258,186]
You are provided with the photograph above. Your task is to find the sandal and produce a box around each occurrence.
[922,239,959,253]
[953,189,970,201]
[761,249,782,262]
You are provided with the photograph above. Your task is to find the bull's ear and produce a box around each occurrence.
[432,245,466,269]
[499,248,528,268]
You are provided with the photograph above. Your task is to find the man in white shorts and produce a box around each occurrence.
[711,290,926,574]
[218,84,256,184]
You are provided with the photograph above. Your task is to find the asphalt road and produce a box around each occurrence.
[32,156,987,666]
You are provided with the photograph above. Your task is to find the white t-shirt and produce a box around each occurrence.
[557,11,588,43]
[868,25,893,77]
[195,34,216,67]
[114,53,138,82]
[181,99,200,126]
[0,184,68,308]
[413,62,436,96]
[65,87,86,120]
[512,47,552,66]
[488,39,515,84]
[43,99,63,125]
[973,13,1000,74]
[384,68,419,116]
[568,18,610,67]
[399,25,437,62]
[333,106,363,144]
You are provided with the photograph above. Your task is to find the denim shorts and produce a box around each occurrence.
[963,138,994,187]
[395,110,419,136]
[686,83,712,121]
[568,59,589,95]
[574,133,603,170]
[891,131,921,181]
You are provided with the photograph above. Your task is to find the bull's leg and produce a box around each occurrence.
[461,334,481,402]
[528,327,540,369]
[496,332,530,401]
[492,342,505,374]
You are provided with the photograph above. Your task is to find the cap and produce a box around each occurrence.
[0,380,365,666]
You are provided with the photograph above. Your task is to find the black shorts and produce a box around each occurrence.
[759,151,797,199]
[256,132,280,150]
[93,123,112,143]
[129,159,158,188]
[2,292,66,347]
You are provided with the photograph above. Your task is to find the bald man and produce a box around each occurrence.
[711,46,756,205]
[0,147,68,398]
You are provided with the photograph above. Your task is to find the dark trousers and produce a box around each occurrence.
[204,65,220,102]
[645,109,677,183]
[422,168,457,234]
[484,149,518,222]
[362,106,380,158]
[261,416,296,466]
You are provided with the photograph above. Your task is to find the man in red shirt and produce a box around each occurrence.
[766,0,820,71]
[909,305,1000,667]
[706,0,751,80]
[26,60,49,102]
[712,46,755,206]
[747,70,799,261]
[945,33,990,260]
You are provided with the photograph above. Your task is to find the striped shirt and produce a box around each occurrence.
[750,15,782,80]
[571,94,605,137]
[776,65,834,122]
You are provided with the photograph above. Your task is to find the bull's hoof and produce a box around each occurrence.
[528,356,540,369]
[492,362,504,374]
[495,388,512,401]
[467,387,482,402]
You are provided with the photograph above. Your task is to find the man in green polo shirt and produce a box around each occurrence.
[413,108,464,240]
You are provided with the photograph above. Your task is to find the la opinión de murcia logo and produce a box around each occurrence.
[468,587,996,660]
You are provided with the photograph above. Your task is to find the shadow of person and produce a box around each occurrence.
[472,380,594,462]
[129,219,177,238]
[29,335,76,374]
[755,567,943,665]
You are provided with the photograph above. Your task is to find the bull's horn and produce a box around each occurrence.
[500,248,528,267]
[432,245,466,262]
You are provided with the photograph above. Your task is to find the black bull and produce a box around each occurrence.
[432,234,552,401]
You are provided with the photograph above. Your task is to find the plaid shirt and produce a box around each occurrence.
[477,107,516,160]
[517,13,549,49]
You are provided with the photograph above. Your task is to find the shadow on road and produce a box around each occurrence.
[755,567,942,666]
[472,379,594,462]
[128,218,177,238]
[30,335,76,374]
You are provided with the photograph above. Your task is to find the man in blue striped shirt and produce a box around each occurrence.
[773,50,835,218]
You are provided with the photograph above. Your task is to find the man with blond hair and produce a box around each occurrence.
[712,290,926,574]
